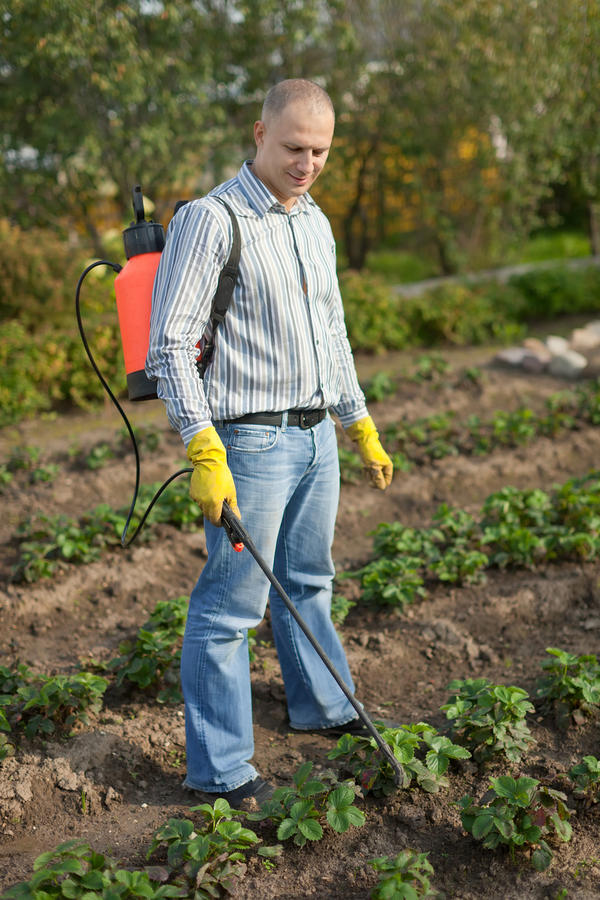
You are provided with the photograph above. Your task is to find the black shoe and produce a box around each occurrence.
[217,776,275,807]
[290,716,397,739]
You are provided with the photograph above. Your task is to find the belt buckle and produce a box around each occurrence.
[299,410,320,429]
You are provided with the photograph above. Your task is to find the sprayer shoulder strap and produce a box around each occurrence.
[196,197,241,378]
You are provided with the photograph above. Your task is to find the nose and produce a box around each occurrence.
[297,151,313,173]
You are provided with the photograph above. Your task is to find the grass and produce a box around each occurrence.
[361,229,592,286]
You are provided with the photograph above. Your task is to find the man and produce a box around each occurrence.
[146,78,393,806]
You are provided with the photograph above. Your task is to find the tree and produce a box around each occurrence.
[317,0,575,272]
[0,0,217,250]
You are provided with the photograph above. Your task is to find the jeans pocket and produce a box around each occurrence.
[221,424,279,453]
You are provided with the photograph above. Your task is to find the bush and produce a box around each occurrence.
[509,264,600,320]
[340,270,412,352]
[0,318,124,426]
[0,220,113,329]
[402,283,524,346]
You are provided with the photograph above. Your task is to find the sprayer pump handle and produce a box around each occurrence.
[132,185,145,223]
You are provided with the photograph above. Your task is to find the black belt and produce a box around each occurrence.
[222,408,327,429]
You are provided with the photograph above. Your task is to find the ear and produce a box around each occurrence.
[254,119,265,148]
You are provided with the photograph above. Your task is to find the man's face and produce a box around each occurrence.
[252,101,334,210]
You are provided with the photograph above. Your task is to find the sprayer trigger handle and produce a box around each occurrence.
[221,500,246,552]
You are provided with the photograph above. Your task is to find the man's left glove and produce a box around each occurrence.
[345,415,393,490]
[186,427,240,526]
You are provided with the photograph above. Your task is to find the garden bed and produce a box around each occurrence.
[0,349,599,899]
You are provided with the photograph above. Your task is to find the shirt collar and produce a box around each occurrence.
[237,160,315,217]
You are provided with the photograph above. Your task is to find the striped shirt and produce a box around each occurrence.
[146,161,368,445]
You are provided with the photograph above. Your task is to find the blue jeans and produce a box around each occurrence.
[180,413,356,792]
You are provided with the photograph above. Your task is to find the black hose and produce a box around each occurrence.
[75,262,191,547]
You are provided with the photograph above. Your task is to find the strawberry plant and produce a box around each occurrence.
[13,480,202,583]
[460,775,572,871]
[338,446,364,484]
[0,840,184,899]
[105,596,188,702]
[11,671,108,739]
[148,799,260,895]
[363,371,396,402]
[330,593,356,626]
[369,850,437,899]
[0,697,14,762]
[442,678,535,764]
[535,648,600,726]
[85,442,115,469]
[247,761,365,846]
[409,353,450,382]
[328,722,470,796]
[1,664,107,742]
[568,756,600,804]
[357,556,426,609]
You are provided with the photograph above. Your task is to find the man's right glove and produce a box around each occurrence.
[186,427,240,526]
[346,415,393,490]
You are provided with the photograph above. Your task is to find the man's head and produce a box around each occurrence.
[252,79,335,211]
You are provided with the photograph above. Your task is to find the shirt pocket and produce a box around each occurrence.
[222,424,279,453]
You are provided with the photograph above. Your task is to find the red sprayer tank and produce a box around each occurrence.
[114,185,165,400]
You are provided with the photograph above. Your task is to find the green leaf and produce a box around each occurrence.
[277,819,298,841]
[472,813,494,839]
[297,818,323,841]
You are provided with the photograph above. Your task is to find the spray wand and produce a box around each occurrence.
[221,502,403,783]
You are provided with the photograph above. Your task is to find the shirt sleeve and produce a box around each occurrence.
[145,201,229,445]
[325,232,369,427]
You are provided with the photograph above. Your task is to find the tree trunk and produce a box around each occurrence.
[343,140,378,270]
[589,201,600,256]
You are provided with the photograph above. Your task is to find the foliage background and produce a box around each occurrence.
[2,0,600,424]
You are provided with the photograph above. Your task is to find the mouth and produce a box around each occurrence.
[288,172,310,186]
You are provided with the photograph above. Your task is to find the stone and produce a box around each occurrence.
[493,347,546,372]
[545,335,570,355]
[571,328,600,351]
[15,781,33,802]
[493,347,532,367]
[548,349,588,379]
[523,337,552,362]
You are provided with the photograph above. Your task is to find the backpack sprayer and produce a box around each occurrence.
[75,186,403,784]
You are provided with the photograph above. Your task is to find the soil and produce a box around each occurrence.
[1,345,600,899]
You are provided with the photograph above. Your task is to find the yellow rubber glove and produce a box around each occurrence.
[346,415,393,490]
[186,427,240,526]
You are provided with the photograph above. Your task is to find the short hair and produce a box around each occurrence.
[261,79,335,122]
